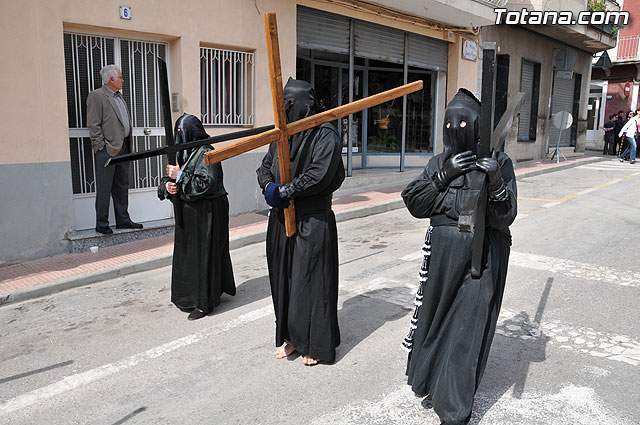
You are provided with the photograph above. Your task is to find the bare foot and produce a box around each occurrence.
[302,355,319,366]
[274,343,295,359]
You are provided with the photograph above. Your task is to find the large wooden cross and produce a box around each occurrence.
[204,13,423,237]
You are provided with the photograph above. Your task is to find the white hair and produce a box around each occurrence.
[100,65,120,85]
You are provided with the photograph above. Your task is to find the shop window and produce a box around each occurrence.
[200,47,254,126]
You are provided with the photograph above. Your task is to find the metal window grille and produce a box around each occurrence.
[615,35,640,61]
[120,40,167,191]
[200,47,255,126]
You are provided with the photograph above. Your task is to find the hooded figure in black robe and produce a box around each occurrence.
[256,78,345,364]
[158,114,235,320]
[401,89,517,425]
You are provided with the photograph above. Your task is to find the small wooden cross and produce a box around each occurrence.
[205,13,423,237]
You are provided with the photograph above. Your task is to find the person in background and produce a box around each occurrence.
[603,114,616,155]
[614,110,627,156]
[87,65,143,235]
[618,110,637,164]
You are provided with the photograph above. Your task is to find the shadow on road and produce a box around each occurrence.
[470,277,554,424]
[334,287,410,364]
[0,360,74,385]
[212,275,272,316]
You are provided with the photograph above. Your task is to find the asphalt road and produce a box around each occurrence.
[1,158,639,425]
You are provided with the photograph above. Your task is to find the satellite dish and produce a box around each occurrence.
[553,111,573,129]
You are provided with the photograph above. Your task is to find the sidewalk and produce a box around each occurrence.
[0,154,608,306]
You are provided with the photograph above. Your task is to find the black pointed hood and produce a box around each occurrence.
[443,88,481,158]
[174,113,209,166]
[283,78,318,160]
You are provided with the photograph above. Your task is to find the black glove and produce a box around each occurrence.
[432,150,477,191]
[475,158,506,198]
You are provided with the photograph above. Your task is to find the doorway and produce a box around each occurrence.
[63,32,172,230]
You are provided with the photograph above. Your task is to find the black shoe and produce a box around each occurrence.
[631,160,637,164]
[187,309,208,321]
[95,226,113,235]
[116,221,143,229]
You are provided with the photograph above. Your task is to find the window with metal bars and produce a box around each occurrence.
[200,47,255,126]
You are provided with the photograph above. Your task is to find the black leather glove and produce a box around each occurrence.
[474,158,502,190]
[475,157,507,199]
[432,150,477,191]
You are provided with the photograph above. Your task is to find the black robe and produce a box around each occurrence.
[256,123,345,363]
[401,151,517,425]
[158,145,235,313]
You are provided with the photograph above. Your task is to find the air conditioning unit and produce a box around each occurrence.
[557,71,574,79]
[553,48,577,70]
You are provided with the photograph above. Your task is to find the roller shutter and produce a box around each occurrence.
[297,6,448,72]
[518,60,534,140]
[407,33,448,72]
[297,6,350,54]
[354,20,404,64]
[550,72,575,147]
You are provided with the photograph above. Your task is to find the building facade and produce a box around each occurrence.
[482,0,618,162]
[591,0,639,152]
[1,0,497,263]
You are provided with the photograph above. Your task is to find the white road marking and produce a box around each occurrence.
[542,201,562,208]
[310,384,630,425]
[0,303,274,415]
[509,251,640,288]
[400,251,423,262]
[576,187,597,195]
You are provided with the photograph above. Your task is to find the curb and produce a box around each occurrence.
[0,156,609,307]
[515,156,607,180]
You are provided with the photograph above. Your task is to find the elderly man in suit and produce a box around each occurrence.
[87,65,143,234]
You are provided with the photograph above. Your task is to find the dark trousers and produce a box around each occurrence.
[94,143,131,227]
[603,134,616,155]
[620,137,629,156]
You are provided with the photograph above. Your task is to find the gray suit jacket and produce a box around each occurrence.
[87,86,133,156]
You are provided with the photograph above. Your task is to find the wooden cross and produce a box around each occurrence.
[205,13,423,237]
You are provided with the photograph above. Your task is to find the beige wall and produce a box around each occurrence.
[0,0,296,165]
[446,34,481,102]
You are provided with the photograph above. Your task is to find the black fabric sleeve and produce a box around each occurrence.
[157,176,172,201]
[286,127,341,197]
[401,160,441,219]
[256,143,276,191]
[178,148,217,203]
[485,153,518,229]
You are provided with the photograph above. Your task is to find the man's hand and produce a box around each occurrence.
[166,164,180,180]
[166,181,178,195]
[474,158,504,192]
[433,150,477,190]
[264,183,290,209]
